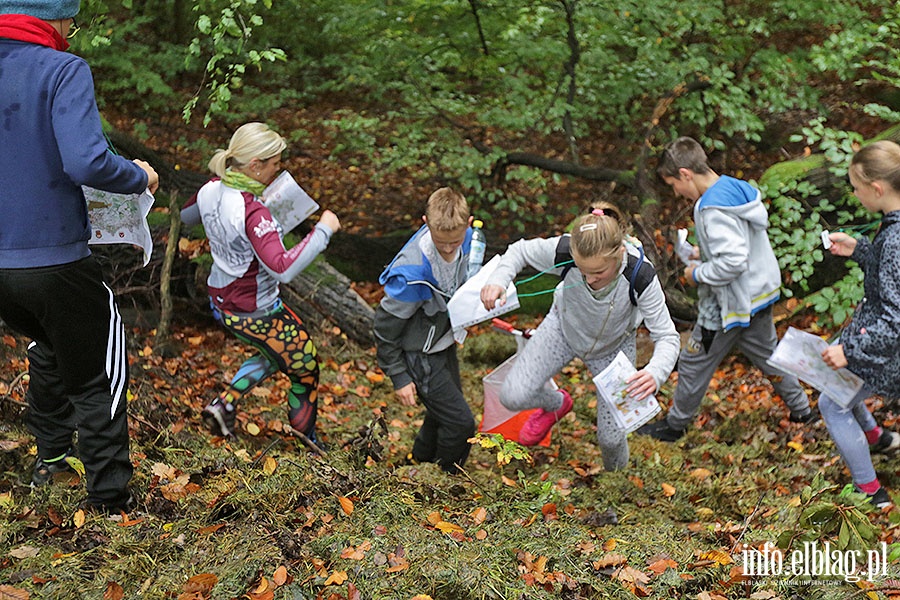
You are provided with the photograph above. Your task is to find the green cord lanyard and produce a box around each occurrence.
[836,219,881,236]
[515,260,580,298]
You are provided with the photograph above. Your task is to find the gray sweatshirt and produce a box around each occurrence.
[485,237,680,389]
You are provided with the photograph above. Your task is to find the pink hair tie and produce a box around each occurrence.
[592,208,604,216]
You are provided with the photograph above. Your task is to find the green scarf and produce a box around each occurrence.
[222,169,267,197]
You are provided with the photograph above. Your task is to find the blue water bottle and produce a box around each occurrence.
[467,219,486,278]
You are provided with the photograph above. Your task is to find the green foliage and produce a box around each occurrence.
[806,270,865,328]
[762,118,871,323]
[74,0,896,235]
[469,432,531,467]
[776,474,880,554]
[73,14,183,112]
[183,0,286,126]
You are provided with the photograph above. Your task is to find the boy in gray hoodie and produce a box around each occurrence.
[638,137,813,441]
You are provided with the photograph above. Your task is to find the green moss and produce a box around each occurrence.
[759,155,825,188]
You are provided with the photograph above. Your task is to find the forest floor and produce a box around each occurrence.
[3,84,900,599]
[2,303,900,599]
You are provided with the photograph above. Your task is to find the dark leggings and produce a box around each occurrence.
[214,301,320,436]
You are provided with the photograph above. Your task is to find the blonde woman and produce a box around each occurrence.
[182,123,340,443]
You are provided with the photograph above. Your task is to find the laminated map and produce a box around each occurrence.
[262,171,320,232]
[767,327,864,407]
[593,351,661,432]
[84,187,154,266]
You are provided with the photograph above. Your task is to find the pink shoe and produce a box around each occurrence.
[518,390,573,446]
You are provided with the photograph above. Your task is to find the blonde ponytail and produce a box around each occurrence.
[570,202,626,260]
[207,123,287,177]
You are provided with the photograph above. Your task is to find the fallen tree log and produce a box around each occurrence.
[280,258,376,348]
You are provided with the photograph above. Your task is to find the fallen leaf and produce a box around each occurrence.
[0,585,29,600]
[183,573,218,594]
[272,566,288,586]
[690,468,713,481]
[9,545,39,559]
[699,549,733,566]
[197,523,226,535]
[103,581,124,600]
[661,483,676,497]
[593,553,627,569]
[252,577,268,594]
[385,561,409,573]
[246,423,261,436]
[577,541,596,555]
[73,509,85,528]
[647,558,678,575]
[501,475,517,488]
[323,570,347,586]
[2,335,16,348]
[602,538,617,551]
[365,370,384,383]
[262,457,277,476]
[475,529,487,540]
[472,507,487,526]
[612,565,651,585]
[787,441,804,452]
[435,520,464,534]
[338,496,354,516]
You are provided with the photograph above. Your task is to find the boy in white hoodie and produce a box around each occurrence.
[638,136,813,441]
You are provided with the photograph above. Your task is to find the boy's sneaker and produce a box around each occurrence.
[636,419,685,442]
[789,410,818,425]
[867,487,892,509]
[202,398,236,437]
[519,390,573,446]
[31,450,78,487]
[870,430,900,455]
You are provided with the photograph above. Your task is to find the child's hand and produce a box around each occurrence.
[480,284,506,310]
[395,382,417,406]
[821,344,848,370]
[683,264,698,286]
[625,370,657,401]
[826,231,856,257]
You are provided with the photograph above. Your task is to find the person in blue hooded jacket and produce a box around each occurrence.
[374,187,476,473]
[0,0,158,513]
[639,136,812,441]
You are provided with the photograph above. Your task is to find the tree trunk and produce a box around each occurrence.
[155,190,182,357]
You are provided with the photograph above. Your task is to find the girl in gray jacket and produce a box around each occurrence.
[820,141,900,508]
[480,204,680,470]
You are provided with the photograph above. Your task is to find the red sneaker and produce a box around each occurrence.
[518,389,573,446]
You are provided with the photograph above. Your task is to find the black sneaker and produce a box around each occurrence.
[31,450,79,487]
[789,410,818,425]
[636,419,685,442]
[867,487,892,509]
[870,430,900,455]
[202,398,236,437]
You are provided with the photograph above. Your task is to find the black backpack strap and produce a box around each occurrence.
[557,236,655,307]
[624,245,656,306]
[555,235,574,280]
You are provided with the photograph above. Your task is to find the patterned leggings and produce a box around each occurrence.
[214,300,320,437]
